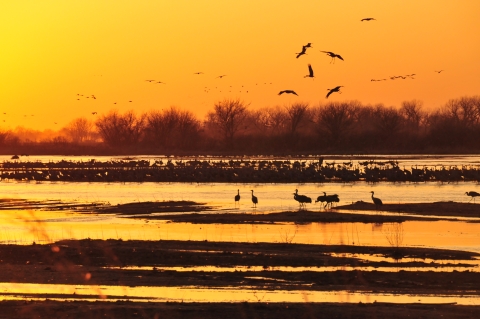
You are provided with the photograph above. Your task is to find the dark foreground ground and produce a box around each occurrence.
[2,300,479,319]
[1,200,480,318]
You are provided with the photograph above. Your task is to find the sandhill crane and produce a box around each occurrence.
[370,191,383,209]
[294,189,311,210]
[466,191,480,203]
[235,189,240,207]
[315,192,328,207]
[326,86,343,98]
[296,46,307,59]
[324,193,340,209]
[361,18,376,21]
[435,70,444,73]
[194,72,204,75]
[278,90,298,96]
[320,51,344,63]
[217,75,227,79]
[92,112,97,115]
[251,190,258,208]
[304,64,314,78]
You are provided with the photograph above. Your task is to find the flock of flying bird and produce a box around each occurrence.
[234,189,480,209]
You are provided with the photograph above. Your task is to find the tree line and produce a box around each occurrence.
[1,96,480,155]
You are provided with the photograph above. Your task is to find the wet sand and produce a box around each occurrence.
[1,200,480,318]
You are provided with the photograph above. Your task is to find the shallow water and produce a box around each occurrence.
[1,155,480,304]
[1,282,479,305]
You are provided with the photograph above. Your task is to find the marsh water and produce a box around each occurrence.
[1,155,480,304]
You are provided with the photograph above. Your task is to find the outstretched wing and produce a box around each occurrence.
[326,89,333,99]
[336,54,344,61]
[308,64,314,77]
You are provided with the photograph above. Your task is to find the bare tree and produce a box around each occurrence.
[64,117,94,143]
[95,110,146,147]
[401,100,424,131]
[285,103,309,138]
[373,105,403,138]
[315,101,358,144]
[206,99,249,146]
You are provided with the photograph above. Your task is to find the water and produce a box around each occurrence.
[1,155,480,304]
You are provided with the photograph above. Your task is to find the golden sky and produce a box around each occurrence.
[1,1,479,130]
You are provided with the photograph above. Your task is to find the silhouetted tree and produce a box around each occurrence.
[206,99,249,148]
[95,110,146,148]
[64,117,94,143]
[315,101,359,146]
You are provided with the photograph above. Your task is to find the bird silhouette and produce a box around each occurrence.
[465,191,480,203]
[294,189,311,210]
[251,190,258,208]
[435,70,444,73]
[370,191,383,209]
[145,80,155,82]
[92,112,97,115]
[320,51,344,63]
[304,64,314,78]
[235,189,240,207]
[326,86,343,98]
[296,46,307,58]
[361,18,376,21]
[278,90,298,96]
[217,75,227,79]
[193,72,204,75]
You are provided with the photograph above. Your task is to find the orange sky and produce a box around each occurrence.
[1,1,479,130]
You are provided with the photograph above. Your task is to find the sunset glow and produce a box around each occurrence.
[1,1,479,130]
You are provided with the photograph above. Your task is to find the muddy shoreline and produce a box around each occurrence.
[1,200,480,318]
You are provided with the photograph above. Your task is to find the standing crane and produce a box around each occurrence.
[251,190,258,208]
[235,189,240,207]
[465,191,480,203]
[370,191,383,209]
[326,86,344,98]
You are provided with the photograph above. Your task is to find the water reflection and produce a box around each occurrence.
[1,282,479,304]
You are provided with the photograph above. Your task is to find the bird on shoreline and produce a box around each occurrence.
[251,190,258,208]
[465,191,480,203]
[235,189,240,207]
[326,86,343,98]
[371,191,383,209]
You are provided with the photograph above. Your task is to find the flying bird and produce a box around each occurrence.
[361,18,376,21]
[320,51,344,63]
[304,64,314,78]
[435,70,444,73]
[278,90,298,96]
[217,75,227,79]
[92,112,97,115]
[156,81,166,84]
[145,80,155,82]
[326,86,343,98]
[296,46,307,58]
[193,72,204,75]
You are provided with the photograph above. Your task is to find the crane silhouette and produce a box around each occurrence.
[370,191,383,209]
[278,90,298,96]
[361,18,376,21]
[235,189,240,207]
[326,86,343,98]
[251,190,258,208]
[294,189,311,210]
[320,51,344,63]
[465,191,480,203]
[435,70,444,73]
[304,64,314,78]
[296,46,307,59]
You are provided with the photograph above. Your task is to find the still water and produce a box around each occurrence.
[1,155,480,304]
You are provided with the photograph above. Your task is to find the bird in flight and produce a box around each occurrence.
[304,64,314,78]
[92,112,97,115]
[278,90,298,96]
[435,70,444,73]
[193,72,204,75]
[296,43,312,59]
[326,86,343,98]
[320,51,344,63]
[217,75,227,79]
[145,80,155,82]
[156,81,166,84]
[361,18,376,21]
